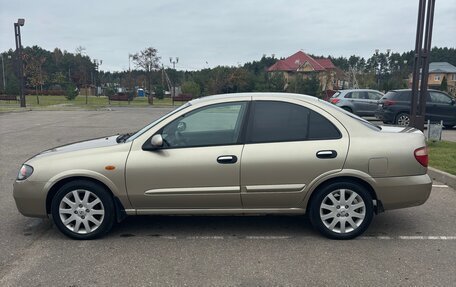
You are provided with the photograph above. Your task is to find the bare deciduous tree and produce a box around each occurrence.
[132,47,161,104]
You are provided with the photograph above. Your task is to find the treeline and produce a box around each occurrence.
[1,46,455,98]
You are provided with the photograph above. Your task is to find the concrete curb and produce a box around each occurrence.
[428,167,456,190]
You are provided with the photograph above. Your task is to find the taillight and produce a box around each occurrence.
[414,147,428,167]
[383,99,396,106]
[331,98,340,104]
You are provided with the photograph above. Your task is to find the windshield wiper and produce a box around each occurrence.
[116,133,133,143]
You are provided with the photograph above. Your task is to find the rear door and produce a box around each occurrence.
[240,98,349,208]
[346,91,370,115]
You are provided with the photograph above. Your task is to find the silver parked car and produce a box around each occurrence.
[330,89,384,116]
[13,93,431,240]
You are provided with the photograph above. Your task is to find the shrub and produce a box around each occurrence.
[65,83,78,100]
[154,84,165,99]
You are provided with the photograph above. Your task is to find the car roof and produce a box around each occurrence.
[190,92,321,104]
[337,89,382,92]
[388,88,441,93]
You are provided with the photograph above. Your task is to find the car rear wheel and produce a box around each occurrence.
[396,113,410,126]
[341,107,352,113]
[309,182,374,240]
[51,180,115,240]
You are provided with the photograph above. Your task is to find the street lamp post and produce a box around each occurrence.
[169,57,178,105]
[1,54,6,92]
[374,49,391,91]
[14,18,25,107]
[128,54,133,96]
[93,59,102,95]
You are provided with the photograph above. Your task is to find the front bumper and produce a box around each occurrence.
[374,174,432,210]
[13,180,49,218]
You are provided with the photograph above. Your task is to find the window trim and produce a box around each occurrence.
[144,101,250,150]
[245,100,342,145]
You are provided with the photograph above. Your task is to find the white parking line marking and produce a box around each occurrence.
[398,236,456,240]
[139,235,456,240]
[186,236,224,240]
[246,236,291,240]
[161,236,177,240]
[432,184,449,188]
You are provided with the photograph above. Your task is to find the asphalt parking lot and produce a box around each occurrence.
[1,108,455,286]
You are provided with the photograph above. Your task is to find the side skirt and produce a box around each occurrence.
[124,208,306,216]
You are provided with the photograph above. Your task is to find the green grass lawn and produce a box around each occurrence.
[428,141,456,175]
[0,95,183,112]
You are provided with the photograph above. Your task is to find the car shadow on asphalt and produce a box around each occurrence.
[109,215,317,239]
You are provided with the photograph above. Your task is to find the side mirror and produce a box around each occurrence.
[143,134,163,151]
[150,134,163,148]
[452,98,455,105]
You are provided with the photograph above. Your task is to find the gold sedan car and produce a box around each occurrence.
[13,93,432,240]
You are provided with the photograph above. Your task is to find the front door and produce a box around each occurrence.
[240,99,349,208]
[428,91,456,124]
[125,101,248,209]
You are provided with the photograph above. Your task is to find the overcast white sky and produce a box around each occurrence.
[1,0,455,71]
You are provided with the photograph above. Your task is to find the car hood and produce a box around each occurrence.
[33,135,121,159]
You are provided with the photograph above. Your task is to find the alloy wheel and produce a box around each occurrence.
[397,114,410,126]
[58,189,105,234]
[319,189,366,234]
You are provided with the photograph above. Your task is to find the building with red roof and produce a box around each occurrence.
[267,50,347,93]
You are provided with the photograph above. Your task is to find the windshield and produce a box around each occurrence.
[318,99,381,131]
[126,102,192,142]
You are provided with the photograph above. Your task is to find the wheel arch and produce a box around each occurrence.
[305,176,381,214]
[45,176,126,221]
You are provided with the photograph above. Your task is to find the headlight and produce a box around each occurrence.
[17,164,34,180]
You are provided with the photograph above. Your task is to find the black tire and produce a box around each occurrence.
[341,107,352,113]
[395,112,410,126]
[309,181,374,240]
[51,180,115,240]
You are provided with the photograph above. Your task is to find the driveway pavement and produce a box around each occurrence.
[0,108,455,286]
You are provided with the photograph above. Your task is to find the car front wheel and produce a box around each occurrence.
[51,180,115,240]
[309,182,374,240]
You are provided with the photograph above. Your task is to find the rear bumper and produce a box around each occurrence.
[374,174,432,210]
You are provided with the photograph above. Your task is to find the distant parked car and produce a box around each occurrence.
[375,89,456,128]
[329,89,384,116]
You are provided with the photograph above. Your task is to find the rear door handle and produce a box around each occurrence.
[316,150,337,159]
[217,155,238,164]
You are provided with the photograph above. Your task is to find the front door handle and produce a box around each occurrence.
[217,155,238,164]
[316,150,337,159]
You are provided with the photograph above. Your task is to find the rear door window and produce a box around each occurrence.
[248,101,340,143]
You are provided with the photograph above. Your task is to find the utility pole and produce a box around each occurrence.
[410,0,436,131]
[170,57,178,105]
[14,18,25,107]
